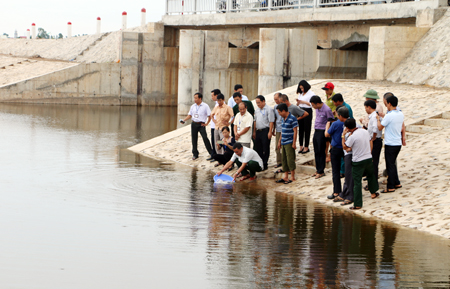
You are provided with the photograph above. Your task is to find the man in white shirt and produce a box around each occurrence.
[343,118,379,210]
[180,92,214,160]
[227,84,249,108]
[364,100,383,183]
[217,143,263,181]
[234,102,253,148]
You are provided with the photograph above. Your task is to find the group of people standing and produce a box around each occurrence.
[181,81,405,211]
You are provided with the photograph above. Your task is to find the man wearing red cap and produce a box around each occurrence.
[322,82,336,163]
[322,82,336,113]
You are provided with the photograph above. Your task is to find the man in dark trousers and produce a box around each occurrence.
[253,95,274,171]
[180,92,214,160]
[310,95,334,179]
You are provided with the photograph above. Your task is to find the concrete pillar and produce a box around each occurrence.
[416,8,446,28]
[258,28,285,95]
[122,11,127,30]
[178,30,205,115]
[367,26,429,80]
[67,22,72,38]
[26,29,30,39]
[97,17,101,34]
[31,23,36,39]
[141,8,146,27]
[287,28,319,86]
[203,30,229,106]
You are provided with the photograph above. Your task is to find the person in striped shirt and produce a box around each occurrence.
[276,103,298,184]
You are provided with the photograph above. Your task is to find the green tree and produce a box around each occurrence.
[58,33,63,39]
[37,28,49,39]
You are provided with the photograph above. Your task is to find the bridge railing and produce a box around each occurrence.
[166,0,417,15]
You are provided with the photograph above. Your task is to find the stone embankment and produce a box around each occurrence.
[0,25,152,88]
[388,9,450,88]
[130,80,450,240]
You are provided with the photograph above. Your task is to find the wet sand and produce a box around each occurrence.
[130,79,450,239]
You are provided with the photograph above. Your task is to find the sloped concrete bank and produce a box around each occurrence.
[130,80,450,240]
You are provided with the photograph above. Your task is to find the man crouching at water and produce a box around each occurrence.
[217,143,263,182]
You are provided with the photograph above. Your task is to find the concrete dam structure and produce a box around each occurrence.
[0,0,447,114]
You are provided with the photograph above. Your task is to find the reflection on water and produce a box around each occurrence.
[0,103,449,289]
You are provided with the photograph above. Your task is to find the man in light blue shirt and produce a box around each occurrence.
[377,95,404,193]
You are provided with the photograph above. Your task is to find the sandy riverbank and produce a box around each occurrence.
[130,79,450,239]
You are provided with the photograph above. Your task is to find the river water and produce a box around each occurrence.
[1,103,449,289]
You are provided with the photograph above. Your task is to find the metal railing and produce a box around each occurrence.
[166,0,416,15]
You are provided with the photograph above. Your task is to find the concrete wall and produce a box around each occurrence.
[367,26,429,80]
[0,63,121,104]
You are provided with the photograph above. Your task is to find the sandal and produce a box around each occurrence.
[275,179,286,183]
[381,188,395,193]
[333,196,344,202]
[371,192,380,199]
[284,180,293,184]
[240,175,251,181]
[341,200,353,206]
[349,206,362,210]
[363,185,369,191]
[302,148,310,154]
[275,169,283,174]
[311,172,318,177]
[395,185,402,189]
[214,163,221,167]
[274,164,282,168]
[315,173,325,179]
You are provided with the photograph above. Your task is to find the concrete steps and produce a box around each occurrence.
[424,118,450,127]
[406,124,441,134]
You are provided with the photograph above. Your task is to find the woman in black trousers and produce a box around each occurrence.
[296,80,314,154]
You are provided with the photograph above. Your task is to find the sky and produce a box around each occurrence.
[0,0,166,37]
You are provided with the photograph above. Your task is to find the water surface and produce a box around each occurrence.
[0,104,449,288]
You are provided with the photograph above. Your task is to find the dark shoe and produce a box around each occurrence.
[274,164,282,168]
[327,194,338,200]
[206,156,214,161]
[301,149,310,154]
[363,177,367,181]
[210,159,216,163]
[340,174,345,178]
[228,165,234,172]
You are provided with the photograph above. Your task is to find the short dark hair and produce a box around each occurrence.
[344,118,356,129]
[211,89,221,96]
[233,92,242,99]
[234,84,243,91]
[277,103,288,112]
[194,92,203,99]
[331,93,344,103]
[337,106,349,119]
[310,95,322,104]
[364,99,376,109]
[239,102,247,108]
[386,95,398,107]
[233,142,243,150]
[256,95,265,102]
[274,92,282,97]
[297,80,311,94]
[221,126,230,132]
[279,94,288,102]
[384,92,394,99]
[217,93,225,100]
